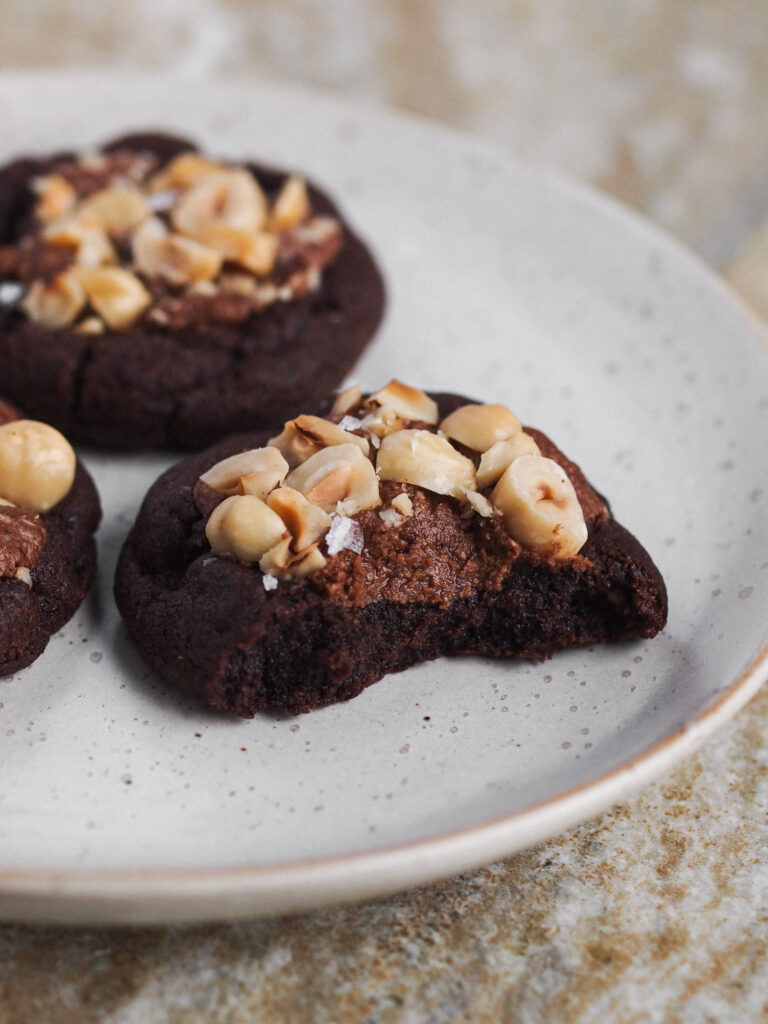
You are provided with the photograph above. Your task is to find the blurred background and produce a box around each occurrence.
[2,0,768,268]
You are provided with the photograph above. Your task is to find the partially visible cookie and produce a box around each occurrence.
[0,132,385,448]
[0,407,101,675]
[115,380,668,717]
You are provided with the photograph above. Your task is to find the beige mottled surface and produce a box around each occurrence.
[2,2,768,1021]
[2,0,768,264]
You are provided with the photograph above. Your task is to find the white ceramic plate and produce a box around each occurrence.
[0,72,767,926]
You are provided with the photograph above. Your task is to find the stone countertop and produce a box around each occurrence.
[1,2,768,1021]
[3,691,768,1022]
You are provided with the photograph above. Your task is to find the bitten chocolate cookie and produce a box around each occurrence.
[0,132,385,448]
[0,406,101,675]
[115,380,667,717]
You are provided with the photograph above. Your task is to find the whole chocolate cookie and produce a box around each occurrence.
[115,382,667,717]
[0,133,385,448]
[0,409,101,675]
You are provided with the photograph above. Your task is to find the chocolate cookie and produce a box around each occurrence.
[115,381,667,717]
[0,133,384,448]
[0,410,101,675]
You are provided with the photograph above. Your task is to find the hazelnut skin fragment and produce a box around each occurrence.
[0,505,46,578]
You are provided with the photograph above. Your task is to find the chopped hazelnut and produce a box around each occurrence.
[172,169,267,237]
[391,492,413,517]
[21,272,86,329]
[77,187,151,235]
[463,490,498,518]
[149,152,225,192]
[32,175,77,223]
[266,486,331,549]
[199,447,289,499]
[0,420,76,513]
[205,495,287,564]
[368,380,439,425]
[133,218,222,286]
[285,443,381,515]
[491,455,587,559]
[192,225,277,276]
[476,433,541,489]
[259,537,327,578]
[75,316,106,335]
[376,430,476,499]
[269,175,310,232]
[331,384,363,417]
[73,267,151,328]
[359,407,405,439]
[269,414,369,468]
[439,403,521,453]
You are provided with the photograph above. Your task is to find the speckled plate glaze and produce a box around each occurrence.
[0,72,767,926]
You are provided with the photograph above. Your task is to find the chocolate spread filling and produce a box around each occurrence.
[196,392,612,611]
[307,428,609,610]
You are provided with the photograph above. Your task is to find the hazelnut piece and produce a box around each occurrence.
[391,492,413,517]
[133,218,222,286]
[21,272,86,329]
[491,455,587,560]
[205,495,287,563]
[75,316,106,335]
[359,407,405,439]
[73,267,151,328]
[75,229,116,269]
[368,380,439,425]
[259,538,327,578]
[463,490,497,518]
[269,175,310,232]
[476,433,542,489]
[149,152,225,192]
[78,187,151,235]
[376,430,476,499]
[219,273,258,296]
[192,225,277,276]
[285,444,381,515]
[44,217,116,269]
[269,415,369,468]
[172,169,267,237]
[32,175,76,223]
[0,420,76,512]
[199,447,289,500]
[331,384,363,416]
[439,403,521,452]
[266,487,331,549]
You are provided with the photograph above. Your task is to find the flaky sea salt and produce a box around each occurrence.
[148,189,179,212]
[326,515,364,556]
[0,281,23,305]
[338,415,363,432]
[262,573,279,592]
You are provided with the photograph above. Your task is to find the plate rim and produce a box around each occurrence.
[0,70,767,925]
